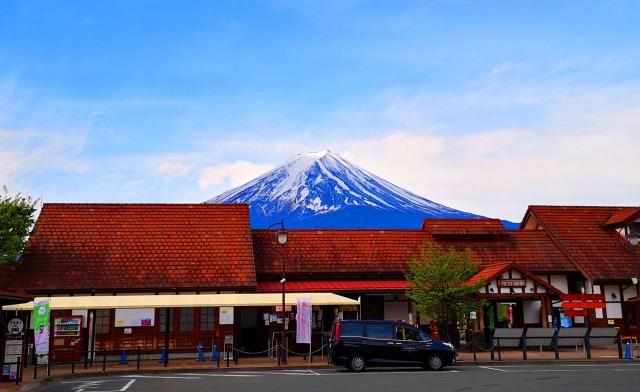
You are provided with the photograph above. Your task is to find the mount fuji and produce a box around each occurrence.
[206,151,512,229]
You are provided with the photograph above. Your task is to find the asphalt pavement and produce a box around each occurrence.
[1,343,635,392]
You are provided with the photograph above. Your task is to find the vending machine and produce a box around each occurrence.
[51,316,83,362]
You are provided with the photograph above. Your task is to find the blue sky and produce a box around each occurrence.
[1,1,639,222]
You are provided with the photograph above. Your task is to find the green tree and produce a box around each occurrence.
[0,186,38,267]
[405,244,485,347]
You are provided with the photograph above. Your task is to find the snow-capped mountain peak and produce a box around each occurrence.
[206,151,483,229]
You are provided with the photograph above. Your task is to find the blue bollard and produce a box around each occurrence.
[119,348,128,365]
[625,342,633,359]
[159,346,166,363]
[197,345,205,362]
[211,344,219,362]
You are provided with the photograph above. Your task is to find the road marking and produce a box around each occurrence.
[479,364,640,373]
[62,379,136,392]
[121,374,202,379]
[478,366,508,372]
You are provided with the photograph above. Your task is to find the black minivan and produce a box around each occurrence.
[329,320,456,372]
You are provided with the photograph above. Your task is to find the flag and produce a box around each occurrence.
[296,298,312,344]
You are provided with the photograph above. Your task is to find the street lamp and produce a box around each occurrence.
[620,229,639,284]
[267,219,288,365]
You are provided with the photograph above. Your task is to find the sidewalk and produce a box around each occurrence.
[1,345,633,392]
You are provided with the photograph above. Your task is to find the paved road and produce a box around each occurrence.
[34,364,640,392]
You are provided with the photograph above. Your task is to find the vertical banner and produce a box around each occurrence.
[33,298,50,356]
[296,298,312,344]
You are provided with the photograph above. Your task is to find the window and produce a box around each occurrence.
[396,327,418,340]
[179,308,194,332]
[366,325,393,339]
[200,307,215,331]
[340,323,363,337]
[95,309,111,334]
[158,309,174,332]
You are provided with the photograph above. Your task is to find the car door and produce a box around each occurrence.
[363,324,396,363]
[393,326,430,364]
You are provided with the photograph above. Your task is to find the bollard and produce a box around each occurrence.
[159,346,166,364]
[212,344,219,362]
[625,341,633,359]
[119,348,128,365]
[137,348,141,370]
[102,353,106,373]
[197,345,205,362]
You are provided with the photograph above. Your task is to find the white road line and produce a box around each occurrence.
[479,366,508,372]
[62,379,136,392]
[120,375,203,379]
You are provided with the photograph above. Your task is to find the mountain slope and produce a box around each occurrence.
[206,151,494,229]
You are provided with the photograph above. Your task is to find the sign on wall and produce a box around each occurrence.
[219,307,234,325]
[114,308,154,327]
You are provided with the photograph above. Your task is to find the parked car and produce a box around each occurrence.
[329,319,456,372]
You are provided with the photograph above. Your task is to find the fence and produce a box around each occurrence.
[23,340,329,381]
[461,327,623,362]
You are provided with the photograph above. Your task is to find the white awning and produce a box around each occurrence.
[2,292,360,311]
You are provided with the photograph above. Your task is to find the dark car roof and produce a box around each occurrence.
[336,320,413,327]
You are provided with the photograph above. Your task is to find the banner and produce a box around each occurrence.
[296,298,312,344]
[33,298,50,355]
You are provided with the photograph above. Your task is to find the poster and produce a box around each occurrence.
[296,298,312,344]
[114,308,155,327]
[33,298,50,355]
[219,307,234,325]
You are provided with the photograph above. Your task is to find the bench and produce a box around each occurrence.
[555,327,588,359]
[522,328,556,359]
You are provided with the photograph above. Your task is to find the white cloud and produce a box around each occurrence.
[154,161,192,178]
[337,84,640,222]
[486,62,525,79]
[198,161,273,191]
[0,129,88,186]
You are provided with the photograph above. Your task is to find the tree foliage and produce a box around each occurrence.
[405,244,485,343]
[0,186,38,267]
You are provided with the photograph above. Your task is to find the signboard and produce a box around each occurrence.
[219,307,234,325]
[114,308,154,327]
[3,316,26,381]
[33,298,50,355]
[560,293,605,318]
[296,298,312,344]
[498,279,526,288]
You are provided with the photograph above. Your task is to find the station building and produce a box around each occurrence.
[2,203,640,359]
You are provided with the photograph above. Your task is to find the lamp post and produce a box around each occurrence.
[621,230,640,283]
[267,219,289,365]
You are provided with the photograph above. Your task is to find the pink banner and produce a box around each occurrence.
[296,298,312,344]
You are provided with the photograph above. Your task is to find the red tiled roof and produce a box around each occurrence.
[252,230,428,280]
[604,208,640,227]
[256,280,408,293]
[421,219,509,240]
[523,206,640,282]
[10,204,256,294]
[253,223,577,279]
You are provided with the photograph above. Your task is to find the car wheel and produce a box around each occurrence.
[348,354,366,372]
[424,353,444,371]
